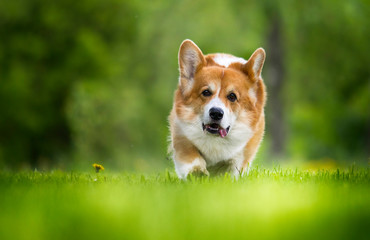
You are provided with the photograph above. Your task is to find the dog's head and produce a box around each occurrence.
[176,40,266,139]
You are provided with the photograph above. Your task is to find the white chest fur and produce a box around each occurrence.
[176,117,254,166]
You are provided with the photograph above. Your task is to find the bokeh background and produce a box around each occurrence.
[0,0,369,171]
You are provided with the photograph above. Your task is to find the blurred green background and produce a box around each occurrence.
[0,0,369,171]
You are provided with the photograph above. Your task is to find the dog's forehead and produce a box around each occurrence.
[197,65,246,80]
[222,68,248,84]
[197,66,249,92]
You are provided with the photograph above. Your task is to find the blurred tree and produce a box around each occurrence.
[281,0,370,161]
[0,0,138,168]
[264,7,286,157]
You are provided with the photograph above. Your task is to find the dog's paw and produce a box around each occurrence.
[187,165,209,181]
[174,157,208,179]
[188,165,209,177]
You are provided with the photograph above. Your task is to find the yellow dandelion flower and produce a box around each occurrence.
[92,163,105,173]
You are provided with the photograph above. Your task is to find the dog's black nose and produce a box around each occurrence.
[209,107,224,121]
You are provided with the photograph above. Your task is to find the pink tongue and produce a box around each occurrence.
[219,128,228,138]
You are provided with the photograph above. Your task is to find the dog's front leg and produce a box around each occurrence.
[172,136,208,179]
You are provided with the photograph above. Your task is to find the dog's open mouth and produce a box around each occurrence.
[202,123,230,138]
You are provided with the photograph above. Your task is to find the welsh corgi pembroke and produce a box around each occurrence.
[169,40,266,179]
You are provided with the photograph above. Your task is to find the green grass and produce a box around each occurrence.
[0,167,369,240]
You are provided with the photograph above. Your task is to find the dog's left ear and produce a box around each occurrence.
[243,48,266,81]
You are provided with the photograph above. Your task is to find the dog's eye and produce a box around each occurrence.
[227,93,237,102]
[202,90,212,97]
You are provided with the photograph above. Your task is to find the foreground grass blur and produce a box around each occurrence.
[0,167,369,240]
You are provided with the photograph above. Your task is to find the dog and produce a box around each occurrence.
[169,39,266,179]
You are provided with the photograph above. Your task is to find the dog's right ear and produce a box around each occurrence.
[178,39,206,81]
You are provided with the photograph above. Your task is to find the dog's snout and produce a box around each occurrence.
[209,107,224,121]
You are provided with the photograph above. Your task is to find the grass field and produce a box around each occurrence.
[0,167,369,240]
